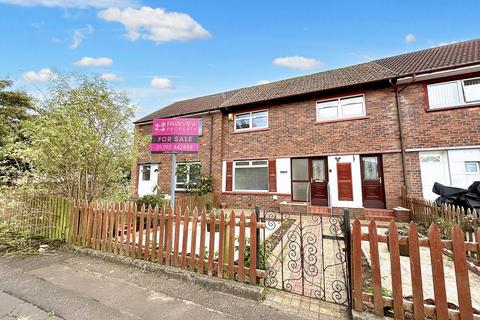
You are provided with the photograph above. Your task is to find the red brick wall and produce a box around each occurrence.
[222,87,402,160]
[220,87,404,209]
[404,151,423,198]
[382,153,404,208]
[221,193,290,209]
[397,78,480,198]
[399,81,480,149]
[130,112,223,197]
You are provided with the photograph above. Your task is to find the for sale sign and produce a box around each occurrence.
[151,118,200,154]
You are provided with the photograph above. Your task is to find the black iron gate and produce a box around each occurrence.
[262,208,351,307]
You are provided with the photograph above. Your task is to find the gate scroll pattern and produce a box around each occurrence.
[263,209,351,306]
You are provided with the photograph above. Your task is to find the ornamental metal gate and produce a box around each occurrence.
[261,208,351,307]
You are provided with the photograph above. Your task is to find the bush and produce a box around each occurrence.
[136,194,166,210]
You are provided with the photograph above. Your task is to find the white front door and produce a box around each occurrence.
[419,151,449,201]
[138,164,159,197]
[327,155,363,208]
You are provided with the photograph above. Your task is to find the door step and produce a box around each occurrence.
[364,208,396,222]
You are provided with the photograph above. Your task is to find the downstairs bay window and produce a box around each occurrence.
[233,160,269,192]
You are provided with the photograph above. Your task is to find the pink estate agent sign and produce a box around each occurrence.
[151,118,200,154]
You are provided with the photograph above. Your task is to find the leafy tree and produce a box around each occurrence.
[0,79,34,185]
[23,74,136,201]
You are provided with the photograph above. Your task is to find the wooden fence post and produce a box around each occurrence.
[408,222,425,320]
[388,221,404,319]
[368,220,383,316]
[249,211,257,285]
[452,224,473,320]
[352,219,363,312]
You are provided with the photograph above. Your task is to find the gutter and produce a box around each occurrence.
[134,109,222,126]
[208,111,214,175]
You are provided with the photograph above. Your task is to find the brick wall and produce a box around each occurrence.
[399,81,480,150]
[131,112,223,197]
[222,87,402,159]
[132,76,480,209]
[398,78,480,198]
[382,152,404,208]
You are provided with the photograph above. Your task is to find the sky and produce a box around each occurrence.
[1,0,479,120]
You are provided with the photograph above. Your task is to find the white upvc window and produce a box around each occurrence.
[175,162,201,190]
[465,162,480,174]
[316,95,365,121]
[427,76,480,109]
[141,165,151,181]
[233,160,269,192]
[234,110,268,131]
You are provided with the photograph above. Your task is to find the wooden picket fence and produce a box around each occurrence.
[69,202,265,284]
[0,194,71,240]
[402,195,480,242]
[352,219,480,320]
[173,192,220,211]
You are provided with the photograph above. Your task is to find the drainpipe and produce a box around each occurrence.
[208,111,214,175]
[389,78,414,195]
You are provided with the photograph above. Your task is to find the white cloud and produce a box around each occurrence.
[74,56,112,67]
[23,68,55,82]
[256,80,270,85]
[71,24,93,49]
[273,56,322,70]
[0,0,136,8]
[100,73,122,81]
[98,6,211,44]
[150,76,173,89]
[405,33,416,44]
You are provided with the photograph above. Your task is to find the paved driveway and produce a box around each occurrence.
[0,250,319,320]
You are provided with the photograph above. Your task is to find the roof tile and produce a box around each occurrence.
[136,39,480,123]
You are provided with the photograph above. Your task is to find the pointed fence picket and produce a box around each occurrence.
[63,201,266,286]
[1,196,266,286]
[352,218,479,320]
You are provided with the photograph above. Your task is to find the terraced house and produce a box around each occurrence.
[132,39,480,216]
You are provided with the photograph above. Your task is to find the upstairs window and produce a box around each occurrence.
[316,95,365,121]
[427,77,480,110]
[234,110,268,131]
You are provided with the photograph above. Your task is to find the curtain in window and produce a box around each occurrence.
[234,167,268,191]
[427,82,461,108]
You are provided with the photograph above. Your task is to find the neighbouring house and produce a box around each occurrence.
[132,39,480,216]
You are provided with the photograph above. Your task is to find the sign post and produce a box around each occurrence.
[151,118,201,210]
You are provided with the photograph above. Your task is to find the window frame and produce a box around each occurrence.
[464,162,480,175]
[316,94,366,122]
[426,76,480,110]
[175,162,201,191]
[234,110,269,132]
[232,159,269,192]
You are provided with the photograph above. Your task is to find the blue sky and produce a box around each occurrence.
[1,0,479,120]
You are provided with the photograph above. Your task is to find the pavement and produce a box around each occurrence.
[0,249,347,320]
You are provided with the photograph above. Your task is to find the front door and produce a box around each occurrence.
[310,158,328,206]
[138,163,159,197]
[360,155,386,208]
